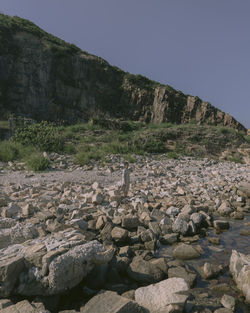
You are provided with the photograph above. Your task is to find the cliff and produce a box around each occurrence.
[0,13,246,132]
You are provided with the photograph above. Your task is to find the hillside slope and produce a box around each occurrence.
[0,13,246,132]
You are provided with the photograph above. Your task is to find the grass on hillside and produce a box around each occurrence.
[0,119,248,169]
[0,12,81,55]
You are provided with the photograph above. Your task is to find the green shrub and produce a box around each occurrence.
[25,153,50,171]
[133,136,166,153]
[105,141,130,154]
[166,151,179,159]
[80,135,96,144]
[0,141,20,161]
[123,154,136,163]
[227,156,243,164]
[123,73,160,90]
[73,153,90,166]
[19,145,38,159]
[219,127,235,135]
[66,123,93,133]
[0,141,37,162]
[117,132,132,142]
[148,122,174,129]
[63,144,76,154]
[12,121,64,152]
[244,135,250,144]
[74,149,104,166]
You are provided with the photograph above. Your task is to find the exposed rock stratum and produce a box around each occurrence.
[0,13,246,132]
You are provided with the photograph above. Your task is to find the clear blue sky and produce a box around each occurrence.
[1,0,249,128]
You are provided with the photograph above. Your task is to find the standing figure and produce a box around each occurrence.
[121,162,130,197]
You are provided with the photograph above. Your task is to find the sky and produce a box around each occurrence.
[1,0,250,128]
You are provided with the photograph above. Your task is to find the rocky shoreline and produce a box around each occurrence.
[0,155,250,312]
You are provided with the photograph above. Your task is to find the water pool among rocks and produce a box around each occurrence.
[157,214,250,312]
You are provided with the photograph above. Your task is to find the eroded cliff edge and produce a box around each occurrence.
[0,13,246,132]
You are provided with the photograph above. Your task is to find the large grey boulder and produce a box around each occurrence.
[190,213,203,227]
[229,250,250,303]
[0,229,114,297]
[0,300,48,313]
[1,203,21,218]
[172,216,189,235]
[122,215,140,230]
[0,223,39,249]
[220,294,236,311]
[135,277,189,312]
[111,227,128,243]
[213,220,230,231]
[127,256,165,284]
[168,266,197,287]
[81,290,148,313]
[217,202,233,217]
[203,262,223,279]
[173,244,201,260]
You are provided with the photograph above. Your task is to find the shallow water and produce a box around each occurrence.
[157,215,250,312]
[158,215,250,264]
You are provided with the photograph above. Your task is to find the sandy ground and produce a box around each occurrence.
[0,167,140,187]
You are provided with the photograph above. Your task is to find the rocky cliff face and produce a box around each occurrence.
[0,13,246,132]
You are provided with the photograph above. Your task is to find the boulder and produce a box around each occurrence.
[22,203,35,217]
[190,213,203,227]
[122,216,140,230]
[0,245,25,297]
[173,244,201,260]
[69,219,88,230]
[148,222,162,237]
[135,277,189,312]
[0,300,45,313]
[160,233,178,245]
[166,207,180,217]
[96,215,108,230]
[172,217,189,235]
[127,256,165,284]
[0,229,114,297]
[220,294,236,311]
[202,262,223,279]
[100,222,113,242]
[218,202,233,217]
[2,203,21,218]
[92,193,104,204]
[150,258,169,274]
[229,250,250,303]
[0,223,39,249]
[159,216,172,226]
[213,220,230,231]
[81,290,148,313]
[140,229,155,243]
[0,299,13,310]
[168,266,197,287]
[111,227,128,243]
